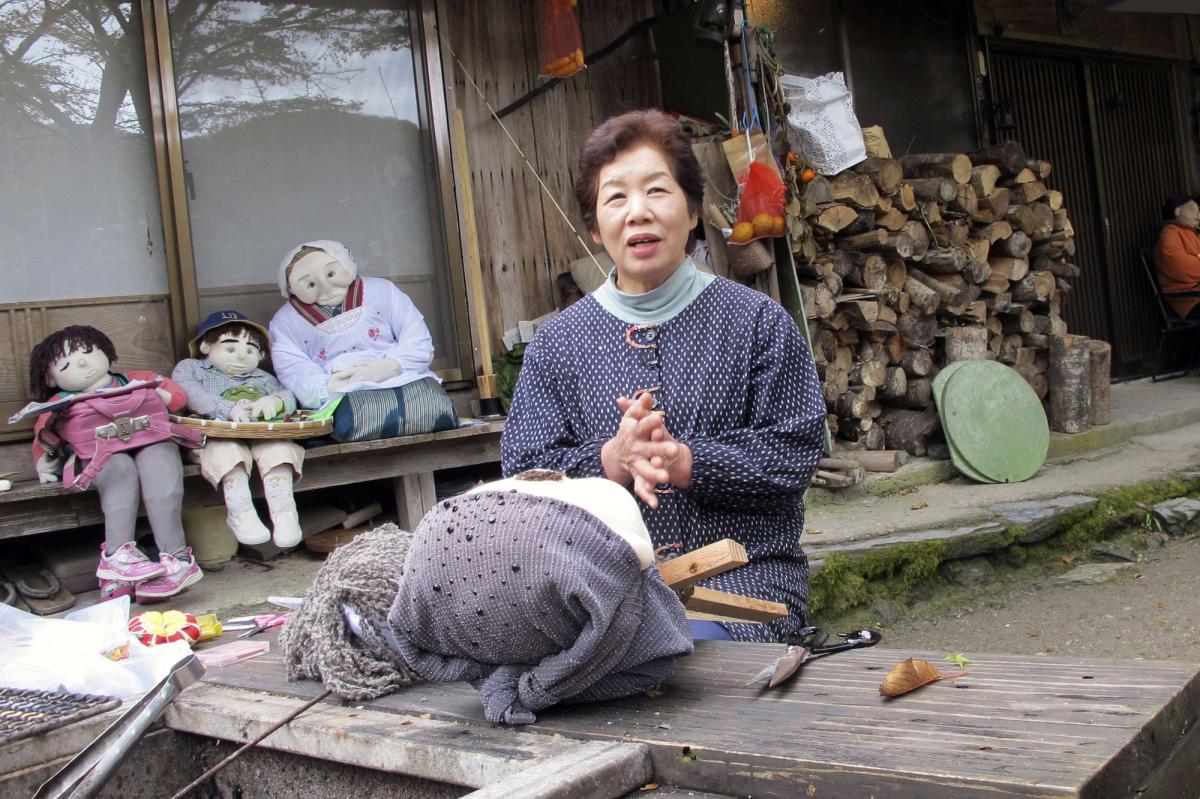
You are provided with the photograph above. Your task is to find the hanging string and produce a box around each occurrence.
[436,26,608,282]
[737,7,759,163]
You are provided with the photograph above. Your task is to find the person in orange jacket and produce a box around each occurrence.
[1153,193,1200,319]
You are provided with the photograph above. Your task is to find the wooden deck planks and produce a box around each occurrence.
[194,636,1200,799]
[0,422,505,538]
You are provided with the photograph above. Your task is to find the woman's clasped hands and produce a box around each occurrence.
[600,392,692,508]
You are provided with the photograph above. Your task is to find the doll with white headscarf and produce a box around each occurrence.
[268,241,457,441]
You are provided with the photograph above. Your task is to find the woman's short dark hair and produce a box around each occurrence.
[29,325,117,401]
[574,109,705,234]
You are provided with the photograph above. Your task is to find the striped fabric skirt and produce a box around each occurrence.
[330,378,459,443]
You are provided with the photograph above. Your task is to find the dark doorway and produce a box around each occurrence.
[988,45,1190,376]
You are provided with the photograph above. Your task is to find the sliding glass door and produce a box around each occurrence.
[163,0,463,374]
[0,0,178,436]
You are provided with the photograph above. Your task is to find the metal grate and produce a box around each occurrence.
[990,49,1114,355]
[0,687,120,746]
[989,45,1190,376]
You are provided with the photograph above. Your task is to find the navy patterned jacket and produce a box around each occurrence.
[501,277,826,642]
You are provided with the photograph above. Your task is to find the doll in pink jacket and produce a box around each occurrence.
[27,326,204,604]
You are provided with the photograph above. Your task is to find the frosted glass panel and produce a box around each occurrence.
[0,0,170,303]
[168,0,460,372]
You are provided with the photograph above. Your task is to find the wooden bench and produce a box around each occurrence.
[0,420,505,540]
[173,634,1200,798]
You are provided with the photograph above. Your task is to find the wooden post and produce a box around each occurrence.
[1088,340,1112,426]
[1048,335,1092,434]
[451,108,500,408]
[394,472,438,532]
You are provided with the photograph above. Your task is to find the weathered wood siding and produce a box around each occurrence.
[0,298,176,444]
[976,1,1197,59]
[438,0,660,344]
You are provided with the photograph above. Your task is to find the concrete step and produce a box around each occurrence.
[807,375,1200,510]
[802,377,1200,576]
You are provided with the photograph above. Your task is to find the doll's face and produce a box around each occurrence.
[48,342,112,393]
[200,328,264,376]
[287,250,354,305]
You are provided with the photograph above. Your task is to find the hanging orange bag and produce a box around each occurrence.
[537,0,585,79]
[730,160,787,245]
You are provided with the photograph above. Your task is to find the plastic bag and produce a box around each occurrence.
[0,598,192,698]
[537,0,584,79]
[780,71,867,175]
[730,161,787,245]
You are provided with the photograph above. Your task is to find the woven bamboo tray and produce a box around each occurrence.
[169,414,332,439]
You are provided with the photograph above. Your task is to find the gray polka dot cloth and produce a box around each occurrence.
[388,491,693,724]
[501,278,826,642]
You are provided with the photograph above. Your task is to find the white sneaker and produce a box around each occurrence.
[271,510,303,549]
[226,507,271,545]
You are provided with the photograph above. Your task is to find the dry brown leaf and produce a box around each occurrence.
[640,785,659,792]
[879,657,941,697]
[1061,554,1075,564]
[1157,602,1167,609]
[910,502,928,511]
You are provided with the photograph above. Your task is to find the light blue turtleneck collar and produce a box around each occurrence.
[592,258,715,325]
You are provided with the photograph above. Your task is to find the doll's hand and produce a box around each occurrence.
[251,396,284,420]
[327,359,400,392]
[326,371,353,394]
[155,387,173,406]
[36,453,61,483]
[229,400,255,422]
[346,359,400,384]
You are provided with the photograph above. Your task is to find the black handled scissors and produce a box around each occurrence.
[744,628,882,689]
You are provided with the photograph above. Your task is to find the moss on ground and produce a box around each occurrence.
[808,473,1200,623]
[809,540,946,616]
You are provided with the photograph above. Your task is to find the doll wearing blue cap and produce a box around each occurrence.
[172,311,306,548]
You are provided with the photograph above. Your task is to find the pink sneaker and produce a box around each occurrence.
[98,578,133,603]
[134,549,203,602]
[96,542,166,582]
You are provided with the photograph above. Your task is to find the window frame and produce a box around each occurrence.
[146,0,475,386]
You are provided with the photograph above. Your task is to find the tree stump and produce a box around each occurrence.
[1088,339,1112,426]
[1048,335,1092,433]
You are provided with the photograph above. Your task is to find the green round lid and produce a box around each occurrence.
[931,361,995,483]
[939,360,1049,483]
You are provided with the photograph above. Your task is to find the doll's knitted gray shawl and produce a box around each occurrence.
[280,523,422,700]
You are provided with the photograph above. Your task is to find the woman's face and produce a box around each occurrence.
[288,250,354,305]
[591,144,698,294]
[49,342,112,393]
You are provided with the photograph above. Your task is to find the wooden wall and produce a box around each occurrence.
[0,298,176,446]
[975,1,1198,60]
[437,0,661,345]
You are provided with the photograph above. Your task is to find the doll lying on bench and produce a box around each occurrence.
[281,470,695,724]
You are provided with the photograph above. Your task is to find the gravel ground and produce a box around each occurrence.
[870,533,1200,664]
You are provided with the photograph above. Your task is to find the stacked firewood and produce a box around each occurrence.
[796,140,1080,456]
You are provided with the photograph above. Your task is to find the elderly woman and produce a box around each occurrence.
[501,110,826,643]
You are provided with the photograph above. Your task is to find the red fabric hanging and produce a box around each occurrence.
[538,0,584,79]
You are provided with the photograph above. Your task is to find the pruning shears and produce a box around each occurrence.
[744,628,882,689]
[225,612,289,639]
